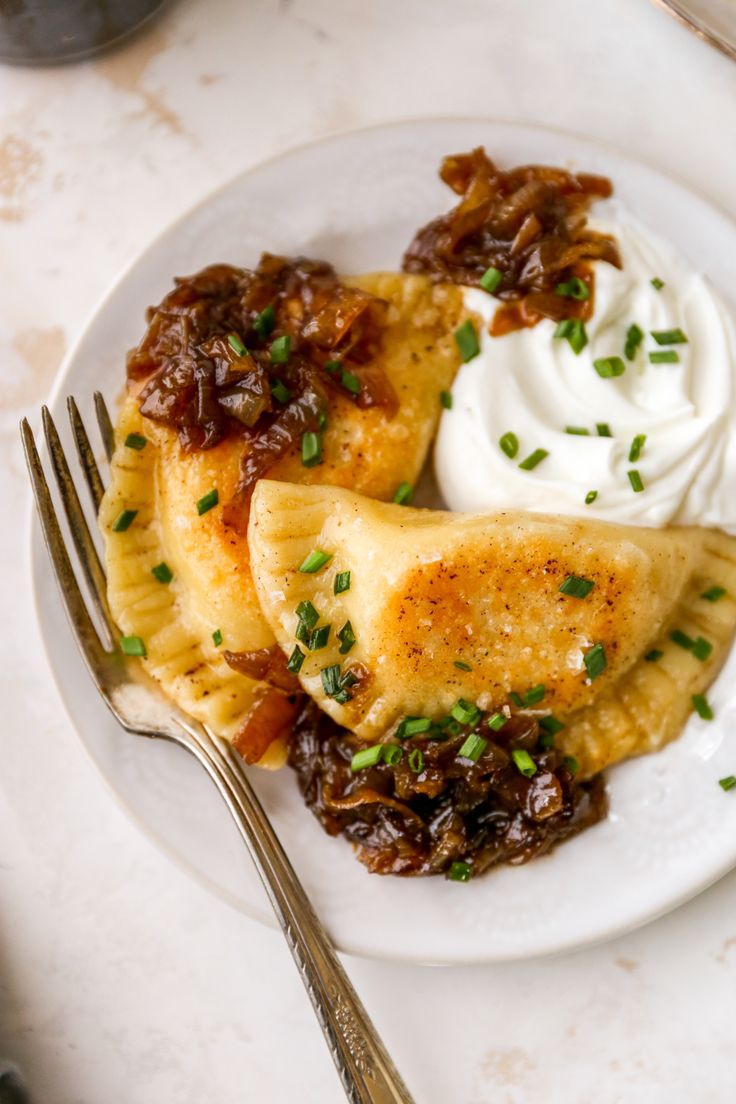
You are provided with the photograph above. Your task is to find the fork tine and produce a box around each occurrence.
[94,391,115,462]
[21,418,110,678]
[41,406,116,651]
[67,396,106,513]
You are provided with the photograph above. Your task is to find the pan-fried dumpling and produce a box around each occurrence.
[248,481,736,777]
[101,273,465,761]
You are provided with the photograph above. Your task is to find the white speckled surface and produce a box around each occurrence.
[2,1,736,1100]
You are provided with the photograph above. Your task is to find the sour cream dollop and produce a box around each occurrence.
[435,213,736,533]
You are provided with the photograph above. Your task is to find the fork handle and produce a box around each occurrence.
[179,723,415,1104]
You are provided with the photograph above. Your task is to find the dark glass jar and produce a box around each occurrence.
[0,0,168,65]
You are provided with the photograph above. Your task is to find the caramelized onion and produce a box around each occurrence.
[223,645,301,693]
[231,688,302,765]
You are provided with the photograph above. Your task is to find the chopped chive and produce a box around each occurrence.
[538,731,555,750]
[554,318,588,355]
[317,410,328,432]
[521,684,546,706]
[453,660,472,672]
[649,350,679,364]
[511,748,537,778]
[585,490,598,505]
[670,629,694,650]
[584,642,607,680]
[401,717,432,738]
[651,277,665,291]
[382,744,403,767]
[487,712,507,732]
[651,328,688,345]
[333,687,353,705]
[341,369,361,395]
[270,334,292,364]
[555,276,590,300]
[454,319,481,362]
[559,574,595,599]
[593,355,626,379]
[298,549,332,574]
[270,378,291,404]
[307,624,331,651]
[701,586,726,603]
[196,488,219,515]
[628,434,647,463]
[227,333,247,356]
[254,304,276,340]
[351,745,383,771]
[112,509,138,532]
[408,748,425,773]
[212,629,222,647]
[447,860,471,882]
[480,266,503,294]
[324,358,341,374]
[509,692,524,708]
[301,430,322,468]
[566,426,590,436]
[440,390,453,409]
[286,646,304,674]
[519,448,548,471]
[718,775,736,791]
[564,756,580,775]
[337,620,356,655]
[151,561,173,584]
[334,571,351,595]
[124,432,147,451]
[692,636,713,662]
[458,732,488,762]
[320,664,342,696]
[539,715,565,736]
[499,432,519,459]
[295,600,319,630]
[645,649,663,662]
[692,693,713,720]
[628,469,645,493]
[450,699,481,727]
[596,423,613,438]
[393,482,413,506]
[624,323,644,361]
[120,635,146,657]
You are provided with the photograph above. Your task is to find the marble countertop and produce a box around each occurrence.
[2,1,735,1101]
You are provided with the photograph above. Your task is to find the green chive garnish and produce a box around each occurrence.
[301,431,322,468]
[487,712,507,732]
[554,318,588,355]
[320,664,342,697]
[480,266,503,294]
[511,748,537,778]
[112,509,138,532]
[596,423,612,438]
[701,586,726,602]
[324,359,341,374]
[670,629,694,650]
[651,328,688,345]
[337,620,356,655]
[645,649,663,662]
[196,489,219,515]
[151,562,173,584]
[124,432,147,451]
[519,448,548,471]
[298,549,332,574]
[254,304,276,340]
[120,635,146,657]
[270,334,292,364]
[400,717,432,738]
[629,434,647,463]
[538,731,555,750]
[408,748,425,773]
[584,642,607,680]
[270,378,291,404]
[624,324,644,361]
[559,575,595,599]
[393,482,413,506]
[649,350,679,364]
[539,715,565,736]
[341,369,360,395]
[628,470,645,493]
[509,692,524,708]
[593,356,626,379]
[295,600,319,631]
[334,571,351,595]
[458,733,487,762]
[499,432,519,459]
[651,277,665,291]
[692,636,713,662]
[451,699,481,727]
[212,629,222,647]
[455,319,481,362]
[351,745,383,772]
[382,744,403,767]
[585,490,598,504]
[453,660,472,672]
[718,775,736,791]
[564,756,579,775]
[228,333,247,356]
[446,861,471,882]
[555,276,589,300]
[286,646,304,674]
[307,624,331,651]
[566,426,590,436]
[440,390,453,409]
[692,694,713,720]
[521,684,546,706]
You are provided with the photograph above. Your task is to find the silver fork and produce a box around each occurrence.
[20,396,414,1104]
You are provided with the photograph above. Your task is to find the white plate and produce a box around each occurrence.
[31,119,736,964]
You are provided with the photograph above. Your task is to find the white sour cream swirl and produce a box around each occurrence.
[435,213,736,533]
